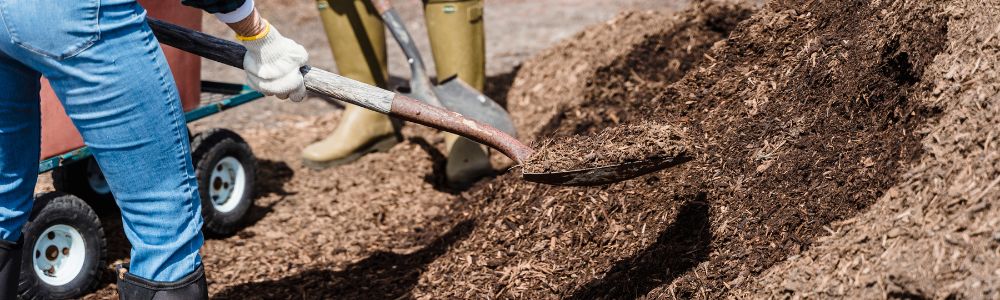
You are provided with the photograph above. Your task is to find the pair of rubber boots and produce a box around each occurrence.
[0,239,206,300]
[300,106,492,186]
[304,0,491,186]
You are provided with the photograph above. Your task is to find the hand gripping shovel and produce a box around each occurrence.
[370,0,515,136]
[147,18,683,186]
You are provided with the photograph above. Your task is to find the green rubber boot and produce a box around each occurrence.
[425,0,492,186]
[304,0,399,169]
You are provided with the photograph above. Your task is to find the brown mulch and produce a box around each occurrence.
[523,121,688,174]
[503,8,702,142]
[741,0,1000,298]
[412,0,949,298]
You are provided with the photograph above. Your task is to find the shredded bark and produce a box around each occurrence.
[522,121,688,173]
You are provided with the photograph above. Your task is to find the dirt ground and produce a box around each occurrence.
[33,0,1000,298]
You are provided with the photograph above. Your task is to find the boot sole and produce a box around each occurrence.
[302,136,400,170]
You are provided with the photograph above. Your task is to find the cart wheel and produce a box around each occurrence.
[19,192,106,300]
[191,128,257,237]
[51,158,117,211]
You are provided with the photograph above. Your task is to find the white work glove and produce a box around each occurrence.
[240,22,309,102]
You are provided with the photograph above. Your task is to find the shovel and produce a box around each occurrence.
[372,0,517,136]
[370,0,516,136]
[147,18,684,186]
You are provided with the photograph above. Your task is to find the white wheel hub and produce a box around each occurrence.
[209,157,245,213]
[33,224,86,286]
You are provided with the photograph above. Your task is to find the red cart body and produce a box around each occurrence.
[39,0,203,160]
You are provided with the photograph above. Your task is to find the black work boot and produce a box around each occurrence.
[116,264,208,300]
[0,238,23,300]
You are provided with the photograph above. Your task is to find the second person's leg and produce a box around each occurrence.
[424,0,493,186]
[304,0,399,169]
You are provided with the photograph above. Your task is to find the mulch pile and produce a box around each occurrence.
[743,0,1000,298]
[412,0,953,298]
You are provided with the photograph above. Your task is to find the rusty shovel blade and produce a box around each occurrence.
[521,156,689,186]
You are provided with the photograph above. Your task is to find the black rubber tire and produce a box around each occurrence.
[50,158,118,214]
[190,128,257,237]
[19,193,106,300]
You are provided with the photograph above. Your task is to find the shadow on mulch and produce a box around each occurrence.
[483,66,521,109]
[408,136,499,194]
[255,159,295,198]
[409,136,453,192]
[568,194,713,300]
[213,219,475,299]
[237,159,296,232]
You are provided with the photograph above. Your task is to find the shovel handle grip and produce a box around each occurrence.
[148,17,246,69]
[146,17,534,163]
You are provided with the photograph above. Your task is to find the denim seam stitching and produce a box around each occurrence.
[149,29,195,213]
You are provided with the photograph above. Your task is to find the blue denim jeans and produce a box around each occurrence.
[0,0,204,282]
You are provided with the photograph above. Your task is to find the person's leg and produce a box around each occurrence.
[0,45,43,300]
[0,50,41,246]
[424,0,486,90]
[303,0,399,169]
[317,0,388,87]
[4,0,204,283]
[424,0,493,186]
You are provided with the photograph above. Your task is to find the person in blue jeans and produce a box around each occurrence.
[0,0,307,298]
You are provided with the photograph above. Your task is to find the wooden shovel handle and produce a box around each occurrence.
[146,17,533,163]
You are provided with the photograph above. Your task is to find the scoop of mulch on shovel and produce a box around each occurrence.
[522,121,689,174]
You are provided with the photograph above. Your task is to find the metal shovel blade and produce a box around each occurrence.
[521,156,689,186]
[433,76,517,136]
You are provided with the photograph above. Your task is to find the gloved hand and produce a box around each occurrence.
[239,21,309,102]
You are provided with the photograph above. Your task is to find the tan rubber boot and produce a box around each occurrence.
[425,0,492,186]
[304,0,398,169]
[301,104,400,169]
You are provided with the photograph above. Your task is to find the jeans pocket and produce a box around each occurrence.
[0,0,101,60]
